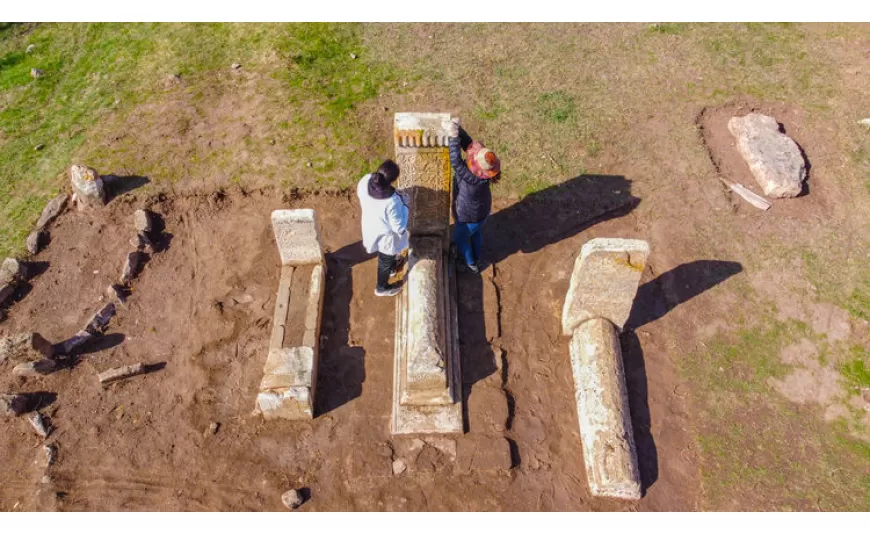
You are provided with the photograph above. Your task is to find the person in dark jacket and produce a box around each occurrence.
[448,118,501,274]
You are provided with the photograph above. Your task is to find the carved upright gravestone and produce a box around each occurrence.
[391,113,463,434]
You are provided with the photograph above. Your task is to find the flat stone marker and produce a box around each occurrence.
[256,210,325,420]
[391,112,462,435]
[728,113,806,198]
[562,238,650,335]
[271,209,323,266]
[570,318,641,500]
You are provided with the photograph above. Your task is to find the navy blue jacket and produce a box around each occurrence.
[450,128,492,224]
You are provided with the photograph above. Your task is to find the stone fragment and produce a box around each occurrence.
[1,332,55,364]
[69,164,106,210]
[257,347,315,419]
[728,113,806,198]
[271,210,323,266]
[231,62,241,69]
[562,238,650,335]
[208,422,220,435]
[1,394,29,417]
[28,412,51,438]
[392,459,407,475]
[133,209,153,233]
[31,68,43,78]
[0,258,27,285]
[98,363,146,385]
[858,118,870,129]
[34,144,44,151]
[43,444,56,467]
[85,303,115,335]
[26,231,42,255]
[13,359,57,377]
[120,252,143,283]
[106,284,127,305]
[130,233,155,253]
[26,44,35,54]
[281,489,304,510]
[60,331,93,355]
[35,194,68,230]
[570,318,641,501]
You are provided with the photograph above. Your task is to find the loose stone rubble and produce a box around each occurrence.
[391,112,463,435]
[561,237,650,501]
[255,210,325,420]
[69,164,106,210]
[728,113,807,198]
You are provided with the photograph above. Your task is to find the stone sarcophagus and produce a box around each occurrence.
[392,113,463,434]
[255,210,326,420]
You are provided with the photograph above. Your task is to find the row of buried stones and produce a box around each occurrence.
[252,207,651,501]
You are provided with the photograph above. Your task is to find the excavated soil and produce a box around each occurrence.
[0,183,695,511]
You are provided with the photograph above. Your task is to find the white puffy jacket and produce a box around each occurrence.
[356,174,409,255]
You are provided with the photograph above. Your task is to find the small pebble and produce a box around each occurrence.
[34,144,45,151]
[208,422,220,435]
[31,68,44,78]
[392,459,407,475]
[231,63,241,69]
[349,53,357,59]
[306,162,313,168]
[281,489,304,510]
[26,44,35,53]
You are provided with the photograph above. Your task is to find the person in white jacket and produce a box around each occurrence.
[356,160,409,297]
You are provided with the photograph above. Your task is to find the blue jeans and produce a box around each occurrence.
[453,220,485,267]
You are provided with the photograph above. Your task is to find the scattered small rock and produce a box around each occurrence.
[350,53,357,59]
[40,475,52,485]
[281,488,304,510]
[859,118,870,129]
[121,252,143,284]
[106,284,127,305]
[35,194,69,230]
[231,63,241,70]
[306,162,313,168]
[13,359,57,377]
[28,412,51,438]
[208,422,220,435]
[26,44,35,54]
[98,362,146,386]
[43,444,56,467]
[60,331,93,355]
[0,332,55,364]
[392,458,407,475]
[0,393,29,417]
[85,303,116,335]
[133,209,153,233]
[69,164,106,210]
[34,144,44,151]
[31,68,43,78]
[0,258,27,286]
[26,231,42,255]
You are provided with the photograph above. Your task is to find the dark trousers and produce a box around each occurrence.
[377,252,397,290]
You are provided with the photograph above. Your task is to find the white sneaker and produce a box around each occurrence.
[374,284,402,297]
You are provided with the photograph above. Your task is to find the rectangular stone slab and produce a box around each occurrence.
[271,209,323,266]
[570,317,642,501]
[400,236,451,406]
[562,238,650,335]
[392,236,462,434]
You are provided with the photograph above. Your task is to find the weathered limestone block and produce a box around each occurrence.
[0,332,54,364]
[26,231,42,255]
[35,194,68,230]
[133,209,153,233]
[394,112,453,235]
[401,238,451,406]
[562,238,650,335]
[728,113,806,198]
[257,210,325,420]
[392,237,462,434]
[69,164,106,209]
[271,209,323,266]
[570,317,641,501]
[0,258,27,286]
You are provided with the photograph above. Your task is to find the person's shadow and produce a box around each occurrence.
[315,241,368,415]
[457,174,640,408]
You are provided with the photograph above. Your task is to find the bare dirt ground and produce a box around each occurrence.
[0,176,699,511]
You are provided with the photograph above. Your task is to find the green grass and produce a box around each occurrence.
[683,317,870,510]
[536,90,576,124]
[840,345,870,393]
